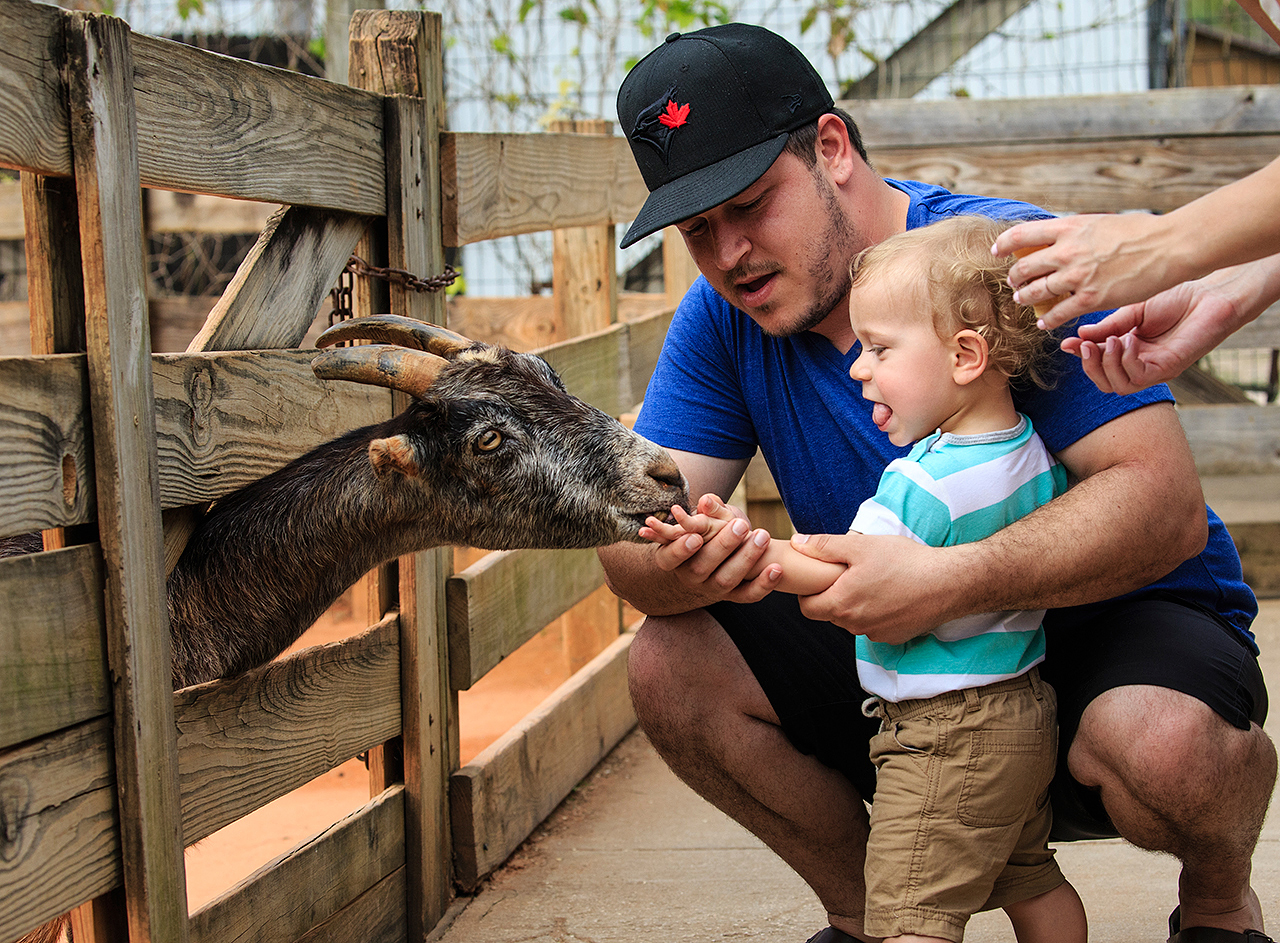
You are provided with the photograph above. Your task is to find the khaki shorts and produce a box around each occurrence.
[863,668,1065,942]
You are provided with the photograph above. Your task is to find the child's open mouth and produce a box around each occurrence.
[872,402,893,429]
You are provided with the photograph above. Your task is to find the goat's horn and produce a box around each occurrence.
[311,344,449,399]
[314,315,475,359]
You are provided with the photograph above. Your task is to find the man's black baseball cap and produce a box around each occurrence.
[617,23,834,249]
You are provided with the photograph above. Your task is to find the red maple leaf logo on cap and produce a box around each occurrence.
[658,99,690,128]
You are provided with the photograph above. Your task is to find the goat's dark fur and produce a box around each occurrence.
[8,326,686,943]
[166,342,685,688]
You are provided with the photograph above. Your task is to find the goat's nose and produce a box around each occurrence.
[647,452,686,491]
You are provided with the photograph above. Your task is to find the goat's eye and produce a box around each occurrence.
[475,429,503,453]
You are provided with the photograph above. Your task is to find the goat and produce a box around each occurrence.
[166,314,688,687]
[9,315,687,943]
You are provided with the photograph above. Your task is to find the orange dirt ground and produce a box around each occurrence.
[183,584,592,911]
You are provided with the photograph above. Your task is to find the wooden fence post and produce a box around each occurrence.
[349,10,455,938]
[66,12,188,943]
[548,119,624,672]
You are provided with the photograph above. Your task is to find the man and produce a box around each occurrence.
[598,23,1276,943]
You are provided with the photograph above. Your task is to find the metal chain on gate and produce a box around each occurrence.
[328,255,460,337]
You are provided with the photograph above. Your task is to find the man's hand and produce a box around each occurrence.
[640,493,779,603]
[788,532,953,644]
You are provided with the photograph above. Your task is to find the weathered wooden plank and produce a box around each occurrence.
[441,132,647,245]
[0,545,108,751]
[0,353,93,538]
[130,33,385,214]
[152,348,393,508]
[188,787,405,943]
[870,133,1280,213]
[362,11,454,932]
[176,616,402,846]
[0,178,23,239]
[849,84,1280,147]
[0,350,392,538]
[1179,403,1280,476]
[0,718,121,943]
[1214,302,1280,350]
[0,0,70,177]
[534,323,632,418]
[293,867,407,943]
[621,307,675,411]
[0,300,29,356]
[22,172,85,358]
[0,2,386,212]
[448,295,559,351]
[450,632,637,890]
[68,17,187,941]
[446,547,606,691]
[186,206,371,353]
[869,135,1280,215]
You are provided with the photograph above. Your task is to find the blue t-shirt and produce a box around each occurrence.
[634,178,1259,649]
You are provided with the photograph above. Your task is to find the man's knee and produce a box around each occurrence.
[1069,684,1272,809]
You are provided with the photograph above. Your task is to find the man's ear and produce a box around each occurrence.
[816,113,855,185]
[952,330,989,386]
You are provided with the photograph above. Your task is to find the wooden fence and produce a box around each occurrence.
[0,5,680,943]
[3,3,1280,942]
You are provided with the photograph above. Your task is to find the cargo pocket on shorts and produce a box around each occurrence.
[957,726,1047,827]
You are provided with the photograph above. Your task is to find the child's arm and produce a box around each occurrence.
[642,502,845,596]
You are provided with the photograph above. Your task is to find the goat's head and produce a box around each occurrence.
[311,315,688,550]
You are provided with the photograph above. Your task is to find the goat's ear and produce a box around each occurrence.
[368,435,421,479]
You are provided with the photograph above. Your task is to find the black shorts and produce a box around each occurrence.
[707,591,1268,842]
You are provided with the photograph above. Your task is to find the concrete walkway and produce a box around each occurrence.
[434,600,1280,943]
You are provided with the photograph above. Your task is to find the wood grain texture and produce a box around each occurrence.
[175,616,402,846]
[292,868,407,943]
[450,632,637,889]
[446,547,606,691]
[186,206,371,353]
[0,0,71,177]
[0,354,93,537]
[868,135,1280,215]
[1179,404,1280,475]
[152,348,392,507]
[130,33,384,213]
[849,84,1280,146]
[0,351,391,538]
[534,324,632,418]
[0,545,108,751]
[0,719,121,943]
[68,15,187,941]
[188,787,405,943]
[442,132,647,245]
[350,14,454,935]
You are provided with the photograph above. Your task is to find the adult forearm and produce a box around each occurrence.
[945,458,1206,616]
[598,542,724,615]
[1163,156,1280,283]
[797,405,1208,642]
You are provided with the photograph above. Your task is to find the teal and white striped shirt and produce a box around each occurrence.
[848,415,1068,702]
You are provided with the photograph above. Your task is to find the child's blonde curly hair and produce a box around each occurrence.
[851,215,1057,389]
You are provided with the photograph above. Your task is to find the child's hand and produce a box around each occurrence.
[639,494,741,547]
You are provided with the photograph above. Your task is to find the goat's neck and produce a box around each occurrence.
[168,424,438,687]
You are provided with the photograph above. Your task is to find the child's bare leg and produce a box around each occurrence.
[884,935,950,943]
[1004,881,1087,943]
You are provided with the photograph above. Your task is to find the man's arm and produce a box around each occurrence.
[791,402,1207,643]
[598,449,780,614]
